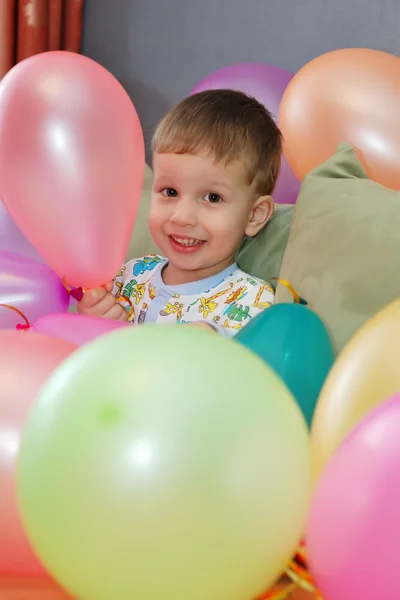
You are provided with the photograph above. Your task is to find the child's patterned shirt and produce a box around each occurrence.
[113,254,274,337]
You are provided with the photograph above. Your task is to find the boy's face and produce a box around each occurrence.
[149,152,273,285]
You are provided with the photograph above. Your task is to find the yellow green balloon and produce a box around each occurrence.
[18,325,310,600]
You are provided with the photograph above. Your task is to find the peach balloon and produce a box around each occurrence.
[279,48,400,190]
[0,331,77,575]
[0,51,145,289]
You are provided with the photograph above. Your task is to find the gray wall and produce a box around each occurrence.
[82,0,400,159]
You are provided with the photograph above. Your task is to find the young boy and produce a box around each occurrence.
[78,89,282,336]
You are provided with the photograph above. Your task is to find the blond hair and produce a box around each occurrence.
[152,89,282,196]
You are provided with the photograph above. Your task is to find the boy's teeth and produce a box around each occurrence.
[172,236,203,246]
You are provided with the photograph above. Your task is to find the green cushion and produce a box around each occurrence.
[275,142,400,352]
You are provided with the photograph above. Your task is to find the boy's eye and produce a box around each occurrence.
[204,192,223,204]
[161,188,178,198]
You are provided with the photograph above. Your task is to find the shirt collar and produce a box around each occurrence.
[151,261,237,296]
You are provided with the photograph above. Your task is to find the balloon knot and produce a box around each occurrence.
[16,323,29,331]
[62,277,83,301]
[70,287,83,302]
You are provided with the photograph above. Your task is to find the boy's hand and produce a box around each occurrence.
[77,281,129,321]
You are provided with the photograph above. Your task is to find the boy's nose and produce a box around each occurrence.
[169,198,197,227]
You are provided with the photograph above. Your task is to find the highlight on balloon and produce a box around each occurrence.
[0,40,399,600]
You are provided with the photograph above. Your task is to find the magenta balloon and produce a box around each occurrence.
[31,312,129,346]
[190,63,299,204]
[0,250,69,329]
[307,394,400,600]
[0,201,44,263]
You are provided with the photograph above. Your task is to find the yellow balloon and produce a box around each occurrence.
[311,299,400,480]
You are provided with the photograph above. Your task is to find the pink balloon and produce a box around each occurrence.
[31,312,129,346]
[307,394,400,600]
[0,250,70,329]
[0,201,44,263]
[0,51,145,289]
[190,63,300,204]
[0,331,77,575]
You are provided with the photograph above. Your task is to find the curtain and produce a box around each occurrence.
[0,0,85,79]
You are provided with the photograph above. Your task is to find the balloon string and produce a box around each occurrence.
[285,566,321,595]
[284,549,323,599]
[256,544,323,600]
[256,573,322,600]
[0,303,30,330]
[62,277,84,302]
[271,278,307,305]
[116,295,134,322]
[255,582,298,599]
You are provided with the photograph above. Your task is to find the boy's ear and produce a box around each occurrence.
[245,195,274,237]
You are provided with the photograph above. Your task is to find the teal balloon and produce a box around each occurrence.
[235,304,335,426]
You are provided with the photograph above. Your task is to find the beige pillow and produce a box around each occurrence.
[275,143,400,353]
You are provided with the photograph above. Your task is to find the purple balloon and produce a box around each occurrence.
[0,201,44,263]
[190,63,300,204]
[0,250,69,329]
[31,312,129,346]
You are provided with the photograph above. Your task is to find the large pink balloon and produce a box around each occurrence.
[0,331,77,575]
[190,63,299,204]
[0,51,145,289]
[0,201,44,263]
[31,312,129,346]
[0,250,70,329]
[307,393,400,600]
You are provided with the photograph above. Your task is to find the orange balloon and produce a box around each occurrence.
[279,48,400,190]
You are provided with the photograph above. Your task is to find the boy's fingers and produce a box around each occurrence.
[103,281,114,293]
[118,307,130,322]
[103,303,128,321]
[78,287,107,310]
[86,293,118,317]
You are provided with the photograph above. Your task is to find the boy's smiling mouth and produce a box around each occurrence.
[171,235,204,246]
[169,235,206,253]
